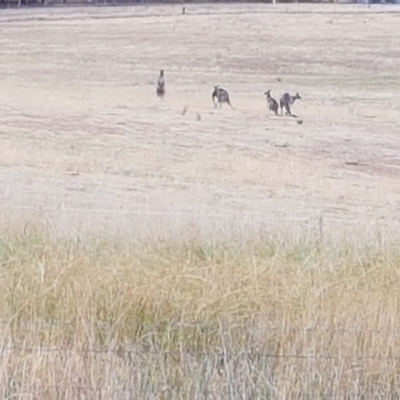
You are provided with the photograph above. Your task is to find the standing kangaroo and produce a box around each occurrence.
[264,90,279,116]
[156,70,165,99]
[279,92,301,116]
[212,86,232,108]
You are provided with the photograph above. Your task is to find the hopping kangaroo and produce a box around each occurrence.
[212,86,232,108]
[156,70,165,99]
[264,90,279,116]
[279,92,301,116]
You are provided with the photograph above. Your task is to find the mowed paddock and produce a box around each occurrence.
[1,4,400,398]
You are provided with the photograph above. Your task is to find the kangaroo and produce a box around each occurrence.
[279,92,301,116]
[156,70,165,99]
[212,86,232,108]
[264,90,279,116]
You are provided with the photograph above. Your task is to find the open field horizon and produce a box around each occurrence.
[1,5,400,397]
[1,3,400,238]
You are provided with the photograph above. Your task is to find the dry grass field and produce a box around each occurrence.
[1,3,400,398]
[0,3,400,237]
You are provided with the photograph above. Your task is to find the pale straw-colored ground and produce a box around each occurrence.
[0,3,399,239]
[1,5,400,397]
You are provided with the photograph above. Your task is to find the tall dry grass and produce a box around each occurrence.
[0,224,399,398]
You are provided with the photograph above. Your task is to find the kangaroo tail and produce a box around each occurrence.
[227,99,235,109]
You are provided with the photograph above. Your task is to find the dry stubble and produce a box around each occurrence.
[0,3,400,398]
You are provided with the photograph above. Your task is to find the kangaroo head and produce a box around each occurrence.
[295,92,301,100]
[160,70,164,76]
[264,90,271,96]
[212,86,219,98]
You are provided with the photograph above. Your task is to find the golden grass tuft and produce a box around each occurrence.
[0,225,399,397]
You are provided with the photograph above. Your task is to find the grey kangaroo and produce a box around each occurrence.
[156,70,165,99]
[280,92,301,116]
[264,89,279,116]
[212,86,232,108]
